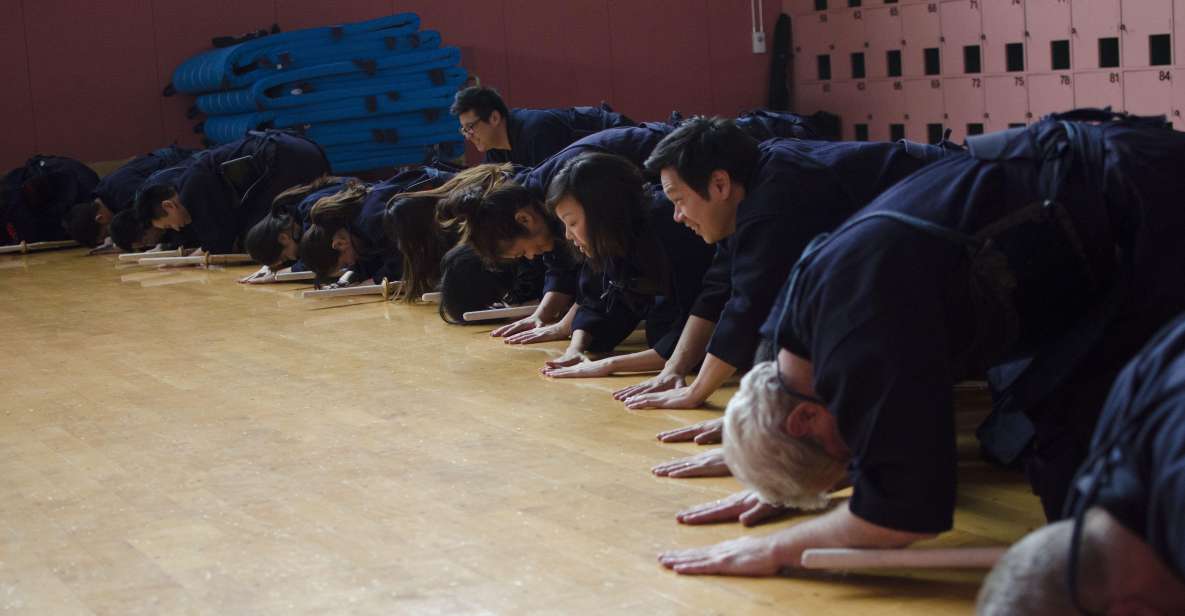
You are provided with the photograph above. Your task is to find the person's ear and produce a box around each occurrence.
[708,169,732,202]
[784,405,816,438]
[488,110,502,127]
[277,231,291,244]
[514,209,534,228]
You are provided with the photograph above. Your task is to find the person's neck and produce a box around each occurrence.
[490,124,512,151]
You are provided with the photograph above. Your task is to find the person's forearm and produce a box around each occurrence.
[770,504,937,570]
[533,292,573,323]
[605,349,665,374]
[663,315,716,375]
[564,329,592,356]
[684,353,736,403]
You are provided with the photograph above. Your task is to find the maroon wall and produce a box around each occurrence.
[0,0,781,169]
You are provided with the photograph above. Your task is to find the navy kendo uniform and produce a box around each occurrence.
[570,184,715,356]
[512,123,678,302]
[1063,313,1185,594]
[1,155,98,244]
[345,167,450,284]
[484,104,635,168]
[92,146,196,215]
[763,111,1185,530]
[694,137,951,372]
[165,130,329,253]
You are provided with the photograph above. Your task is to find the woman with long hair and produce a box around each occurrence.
[537,151,714,375]
[240,175,352,283]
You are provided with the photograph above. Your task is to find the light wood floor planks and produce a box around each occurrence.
[0,249,1046,615]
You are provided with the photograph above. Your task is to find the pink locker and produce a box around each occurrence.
[901,2,941,78]
[1074,70,1125,109]
[795,81,834,116]
[1177,0,1185,68]
[865,5,904,79]
[1173,70,1185,127]
[1025,0,1073,72]
[984,75,1030,132]
[942,77,987,142]
[982,0,1026,73]
[1028,73,1076,120]
[866,79,908,141]
[830,80,868,139]
[783,0,817,17]
[831,7,867,80]
[939,0,983,75]
[1122,70,1174,117]
[1120,0,1173,68]
[1071,0,1122,70]
[903,78,945,142]
[793,10,835,82]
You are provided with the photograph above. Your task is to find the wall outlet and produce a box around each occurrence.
[752,31,766,54]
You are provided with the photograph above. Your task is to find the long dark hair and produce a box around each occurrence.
[299,181,368,281]
[246,175,343,266]
[545,152,646,272]
[449,183,550,264]
[382,164,511,302]
[383,195,455,302]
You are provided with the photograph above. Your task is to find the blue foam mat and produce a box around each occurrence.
[196,54,464,115]
[323,140,464,173]
[173,13,421,93]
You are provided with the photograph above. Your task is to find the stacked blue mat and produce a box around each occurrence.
[170,13,466,173]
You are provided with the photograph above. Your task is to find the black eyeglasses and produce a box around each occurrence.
[459,118,483,136]
[774,353,823,405]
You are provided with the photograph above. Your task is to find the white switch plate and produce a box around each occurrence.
[752,31,766,54]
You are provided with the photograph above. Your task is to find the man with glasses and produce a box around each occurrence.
[449,86,633,167]
[655,111,1185,579]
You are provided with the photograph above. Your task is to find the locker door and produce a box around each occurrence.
[1028,73,1076,121]
[831,80,869,139]
[984,75,1030,132]
[1025,0,1073,72]
[794,10,836,82]
[1075,70,1126,109]
[865,6,904,78]
[866,79,908,140]
[943,76,987,142]
[903,78,945,142]
[939,0,984,75]
[1177,0,1185,68]
[795,81,835,115]
[1122,69,1174,117]
[982,0,1026,73]
[831,7,867,80]
[1120,0,1173,68]
[1174,69,1185,127]
[901,2,942,78]
[1071,0,1123,70]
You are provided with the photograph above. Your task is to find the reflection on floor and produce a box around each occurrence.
[0,249,1044,614]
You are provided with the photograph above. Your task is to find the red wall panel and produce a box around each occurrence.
[607,0,713,122]
[706,0,782,116]
[1,1,783,167]
[274,0,393,32]
[24,0,164,162]
[152,0,278,150]
[502,0,615,109]
[0,0,37,169]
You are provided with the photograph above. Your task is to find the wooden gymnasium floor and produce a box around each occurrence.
[0,248,1045,615]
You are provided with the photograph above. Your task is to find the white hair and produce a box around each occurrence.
[722,361,846,510]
